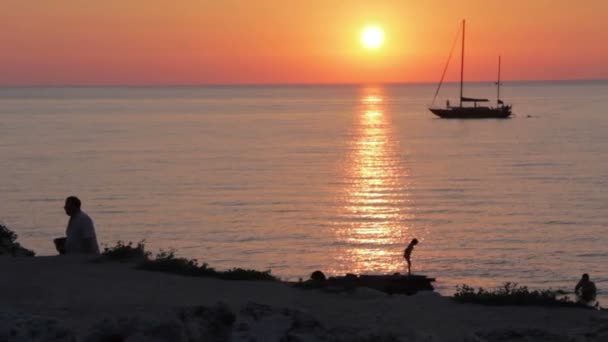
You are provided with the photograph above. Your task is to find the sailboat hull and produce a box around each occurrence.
[430,20,513,119]
[429,105,512,119]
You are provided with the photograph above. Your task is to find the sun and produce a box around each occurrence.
[361,26,384,49]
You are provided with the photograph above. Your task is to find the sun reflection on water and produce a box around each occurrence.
[333,86,415,275]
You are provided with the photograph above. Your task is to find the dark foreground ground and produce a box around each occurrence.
[2,256,607,341]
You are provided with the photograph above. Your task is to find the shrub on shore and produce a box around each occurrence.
[137,249,278,282]
[219,267,278,281]
[453,282,590,308]
[0,223,35,257]
[99,240,149,261]
[137,250,213,276]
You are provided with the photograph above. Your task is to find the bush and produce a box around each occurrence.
[137,250,278,282]
[453,282,589,308]
[219,268,278,281]
[99,240,149,262]
[137,250,215,276]
[0,224,18,242]
[0,223,35,256]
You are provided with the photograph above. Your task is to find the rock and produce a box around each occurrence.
[84,303,235,342]
[583,317,608,342]
[230,302,418,341]
[231,302,333,342]
[1,302,442,342]
[232,303,294,341]
[84,316,182,342]
[310,270,326,282]
[353,287,387,298]
[412,290,441,298]
[177,303,235,341]
[472,328,577,342]
[0,311,75,342]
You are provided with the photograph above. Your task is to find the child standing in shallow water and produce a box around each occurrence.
[403,238,418,275]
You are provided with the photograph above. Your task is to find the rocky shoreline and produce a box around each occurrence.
[1,255,607,342]
[4,300,608,342]
[1,227,607,341]
[2,302,414,342]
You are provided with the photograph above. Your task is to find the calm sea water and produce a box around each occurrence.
[1,82,607,300]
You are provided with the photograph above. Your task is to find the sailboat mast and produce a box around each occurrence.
[497,55,501,106]
[459,20,465,107]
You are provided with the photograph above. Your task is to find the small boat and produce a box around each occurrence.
[429,20,512,119]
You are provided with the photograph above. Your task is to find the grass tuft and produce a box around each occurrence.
[99,240,149,262]
[453,282,591,308]
[136,249,278,282]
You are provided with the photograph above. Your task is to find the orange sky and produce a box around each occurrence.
[1,0,607,85]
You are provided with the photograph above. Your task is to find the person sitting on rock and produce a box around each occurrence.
[58,196,100,255]
[403,238,418,276]
[575,273,597,304]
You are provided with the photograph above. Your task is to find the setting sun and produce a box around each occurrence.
[361,26,384,49]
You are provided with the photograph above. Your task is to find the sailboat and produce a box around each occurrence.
[429,20,512,119]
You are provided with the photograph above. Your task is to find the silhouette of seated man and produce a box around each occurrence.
[575,273,597,304]
[54,196,100,255]
[403,238,418,276]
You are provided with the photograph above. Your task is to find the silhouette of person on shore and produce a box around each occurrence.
[54,196,100,255]
[575,273,597,304]
[403,238,418,276]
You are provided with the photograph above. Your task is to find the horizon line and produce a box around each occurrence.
[1,78,607,88]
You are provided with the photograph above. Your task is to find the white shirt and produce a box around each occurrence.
[65,210,100,254]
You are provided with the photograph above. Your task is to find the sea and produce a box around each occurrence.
[1,81,607,302]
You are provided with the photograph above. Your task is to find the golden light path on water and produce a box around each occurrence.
[332,86,416,275]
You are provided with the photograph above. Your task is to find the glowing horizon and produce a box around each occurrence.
[1,0,607,85]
